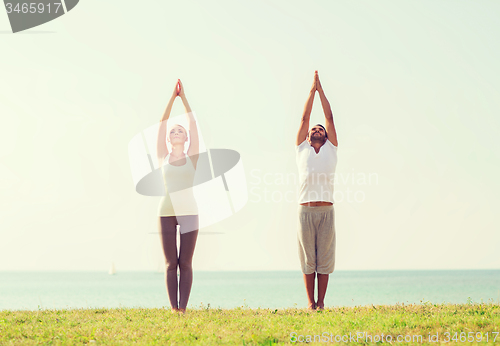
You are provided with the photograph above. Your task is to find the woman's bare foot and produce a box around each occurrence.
[178,308,186,314]
[316,302,325,310]
[307,302,317,310]
[171,307,179,312]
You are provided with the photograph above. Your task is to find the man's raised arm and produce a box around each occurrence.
[296,72,317,146]
[316,72,338,147]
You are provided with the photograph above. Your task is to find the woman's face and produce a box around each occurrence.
[168,125,188,145]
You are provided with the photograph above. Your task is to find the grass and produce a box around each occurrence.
[0,302,499,345]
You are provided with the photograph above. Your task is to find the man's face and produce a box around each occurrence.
[308,126,326,143]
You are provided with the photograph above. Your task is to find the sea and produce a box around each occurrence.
[1,270,499,311]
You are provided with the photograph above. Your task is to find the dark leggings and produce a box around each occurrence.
[158,217,199,309]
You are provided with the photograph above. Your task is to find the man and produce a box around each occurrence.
[295,71,338,310]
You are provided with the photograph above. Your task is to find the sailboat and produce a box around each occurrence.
[109,262,116,275]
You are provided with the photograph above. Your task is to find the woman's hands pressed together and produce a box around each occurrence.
[177,79,186,98]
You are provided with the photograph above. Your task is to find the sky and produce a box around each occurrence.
[1,0,499,272]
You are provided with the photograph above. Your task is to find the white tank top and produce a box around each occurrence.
[295,139,338,204]
[157,154,198,216]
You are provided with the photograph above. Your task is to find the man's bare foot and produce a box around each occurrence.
[171,307,179,312]
[316,302,325,310]
[307,302,316,310]
[178,308,186,314]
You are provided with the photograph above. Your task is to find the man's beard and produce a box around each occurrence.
[310,133,326,143]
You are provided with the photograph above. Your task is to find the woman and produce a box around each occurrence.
[156,79,199,313]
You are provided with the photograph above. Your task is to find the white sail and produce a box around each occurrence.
[108,262,116,275]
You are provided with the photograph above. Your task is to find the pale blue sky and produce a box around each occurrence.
[1,0,499,271]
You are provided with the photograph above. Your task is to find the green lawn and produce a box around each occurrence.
[1,303,499,345]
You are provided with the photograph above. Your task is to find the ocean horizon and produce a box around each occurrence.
[1,269,499,311]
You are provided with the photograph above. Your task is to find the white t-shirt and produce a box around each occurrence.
[295,139,338,204]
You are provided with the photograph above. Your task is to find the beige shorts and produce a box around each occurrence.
[297,205,336,274]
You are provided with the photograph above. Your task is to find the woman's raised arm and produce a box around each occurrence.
[178,80,199,168]
[157,82,179,166]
